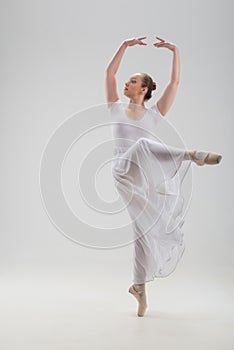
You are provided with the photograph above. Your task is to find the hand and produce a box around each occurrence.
[124,36,147,47]
[153,36,177,51]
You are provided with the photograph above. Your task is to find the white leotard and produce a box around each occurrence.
[109,99,164,149]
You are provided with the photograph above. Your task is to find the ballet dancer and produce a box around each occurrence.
[105,36,222,317]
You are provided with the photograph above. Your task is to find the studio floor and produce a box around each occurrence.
[0,263,233,350]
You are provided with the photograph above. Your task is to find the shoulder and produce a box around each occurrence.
[149,102,164,118]
[108,99,122,111]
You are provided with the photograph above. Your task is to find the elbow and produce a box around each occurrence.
[171,80,180,85]
[105,68,110,75]
[105,68,116,76]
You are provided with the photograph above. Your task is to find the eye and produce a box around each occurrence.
[131,80,136,83]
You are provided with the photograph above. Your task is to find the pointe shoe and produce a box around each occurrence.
[189,149,222,166]
[128,285,147,317]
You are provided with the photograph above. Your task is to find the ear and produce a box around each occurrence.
[141,86,148,95]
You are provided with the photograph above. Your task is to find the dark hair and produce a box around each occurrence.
[140,73,157,101]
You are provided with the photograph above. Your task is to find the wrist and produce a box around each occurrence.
[122,40,128,48]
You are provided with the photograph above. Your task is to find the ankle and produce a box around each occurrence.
[184,150,196,161]
[133,283,145,293]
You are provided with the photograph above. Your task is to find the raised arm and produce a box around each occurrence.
[105,37,147,108]
[152,36,180,117]
[105,41,127,108]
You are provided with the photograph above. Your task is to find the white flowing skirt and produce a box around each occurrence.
[111,137,192,284]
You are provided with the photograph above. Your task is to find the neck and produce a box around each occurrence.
[128,97,146,109]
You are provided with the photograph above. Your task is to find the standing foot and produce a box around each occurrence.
[128,283,147,317]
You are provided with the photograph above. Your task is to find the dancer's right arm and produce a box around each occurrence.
[105,37,147,108]
[105,41,128,108]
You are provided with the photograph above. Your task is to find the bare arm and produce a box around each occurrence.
[105,41,128,107]
[105,41,128,75]
[105,37,147,108]
[153,37,180,117]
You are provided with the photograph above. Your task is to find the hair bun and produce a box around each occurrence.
[152,82,156,91]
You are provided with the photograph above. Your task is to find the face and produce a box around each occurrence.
[124,73,147,98]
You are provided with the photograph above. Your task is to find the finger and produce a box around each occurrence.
[155,36,165,41]
[155,36,165,42]
[137,36,147,40]
[138,39,147,45]
[153,43,166,47]
[154,42,167,46]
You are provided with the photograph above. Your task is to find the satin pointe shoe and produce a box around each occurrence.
[128,285,147,317]
[189,149,222,166]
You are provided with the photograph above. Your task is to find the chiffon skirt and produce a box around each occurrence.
[111,137,192,284]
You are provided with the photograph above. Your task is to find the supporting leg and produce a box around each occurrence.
[129,282,147,317]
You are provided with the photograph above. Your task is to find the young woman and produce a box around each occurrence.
[105,36,222,317]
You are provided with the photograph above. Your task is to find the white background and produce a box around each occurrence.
[1,0,233,349]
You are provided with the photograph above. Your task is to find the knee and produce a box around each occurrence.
[136,138,150,151]
[136,137,147,146]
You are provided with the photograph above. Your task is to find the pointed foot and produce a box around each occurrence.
[189,150,222,166]
[128,285,147,317]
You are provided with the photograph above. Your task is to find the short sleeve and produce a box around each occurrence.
[108,99,122,111]
[150,102,164,118]
[108,99,122,118]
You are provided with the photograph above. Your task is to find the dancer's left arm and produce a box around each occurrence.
[153,36,180,117]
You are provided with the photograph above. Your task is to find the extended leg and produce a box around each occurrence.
[137,138,187,162]
[138,139,222,165]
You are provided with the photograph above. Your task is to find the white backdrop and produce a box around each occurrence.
[1,0,233,349]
